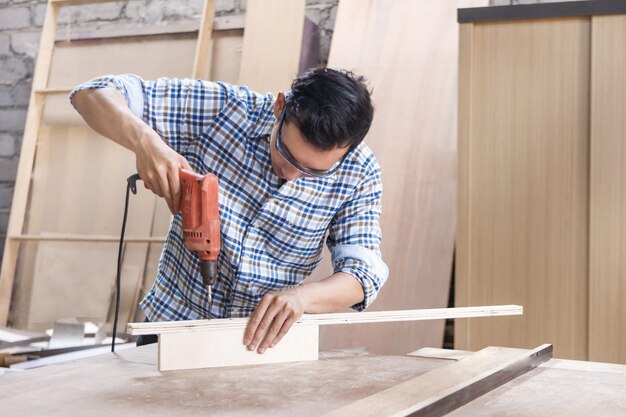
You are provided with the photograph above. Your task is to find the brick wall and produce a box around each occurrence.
[0,0,338,258]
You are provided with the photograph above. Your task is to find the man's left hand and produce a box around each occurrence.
[243,289,304,354]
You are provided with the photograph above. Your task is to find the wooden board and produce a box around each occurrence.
[455,17,590,360]
[308,0,486,356]
[158,324,319,371]
[324,345,552,417]
[238,0,305,93]
[128,305,523,335]
[588,14,626,365]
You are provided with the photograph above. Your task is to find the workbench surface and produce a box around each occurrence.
[1,345,625,416]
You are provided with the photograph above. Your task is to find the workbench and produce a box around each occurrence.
[1,344,625,416]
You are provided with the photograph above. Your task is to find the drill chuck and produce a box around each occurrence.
[200,260,218,286]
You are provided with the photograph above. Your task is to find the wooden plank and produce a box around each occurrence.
[324,344,553,417]
[54,16,244,43]
[455,22,475,354]
[128,305,523,335]
[11,234,165,242]
[34,88,73,94]
[50,0,131,5]
[308,0,487,357]
[192,0,216,78]
[456,18,590,359]
[407,347,474,361]
[588,14,626,365]
[158,324,319,371]
[237,0,305,92]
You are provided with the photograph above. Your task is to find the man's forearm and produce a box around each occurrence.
[297,272,365,314]
[71,88,154,154]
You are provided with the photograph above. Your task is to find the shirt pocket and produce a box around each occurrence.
[255,198,329,270]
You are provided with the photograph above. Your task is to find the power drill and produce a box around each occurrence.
[179,168,221,291]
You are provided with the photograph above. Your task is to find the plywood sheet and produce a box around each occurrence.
[238,0,305,93]
[28,240,116,330]
[456,18,590,359]
[310,0,486,356]
[589,14,626,364]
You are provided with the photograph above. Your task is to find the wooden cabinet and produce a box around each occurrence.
[456,1,626,363]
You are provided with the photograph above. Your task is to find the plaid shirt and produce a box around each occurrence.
[70,75,388,320]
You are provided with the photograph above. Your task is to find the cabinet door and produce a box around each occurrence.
[589,15,626,364]
[456,18,590,360]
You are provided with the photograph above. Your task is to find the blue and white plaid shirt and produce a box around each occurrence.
[70,75,388,320]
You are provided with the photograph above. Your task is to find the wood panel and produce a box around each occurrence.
[589,14,626,364]
[237,0,305,92]
[310,0,486,356]
[456,18,590,359]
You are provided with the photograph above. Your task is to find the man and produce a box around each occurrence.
[70,68,388,353]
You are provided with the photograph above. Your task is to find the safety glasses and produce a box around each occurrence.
[274,107,345,178]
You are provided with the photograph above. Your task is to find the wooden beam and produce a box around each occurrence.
[323,344,553,417]
[192,0,216,78]
[10,234,165,243]
[50,0,132,6]
[128,305,523,335]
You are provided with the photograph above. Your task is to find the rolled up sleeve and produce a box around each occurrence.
[328,161,388,311]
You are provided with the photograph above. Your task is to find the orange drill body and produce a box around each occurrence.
[179,168,220,286]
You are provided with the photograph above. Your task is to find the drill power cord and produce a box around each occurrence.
[112,173,141,353]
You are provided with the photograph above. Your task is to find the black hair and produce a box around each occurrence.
[284,68,374,151]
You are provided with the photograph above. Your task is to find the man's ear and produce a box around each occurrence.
[273,92,285,118]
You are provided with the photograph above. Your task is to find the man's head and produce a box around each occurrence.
[270,68,374,181]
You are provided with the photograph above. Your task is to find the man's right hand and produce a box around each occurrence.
[135,130,193,215]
